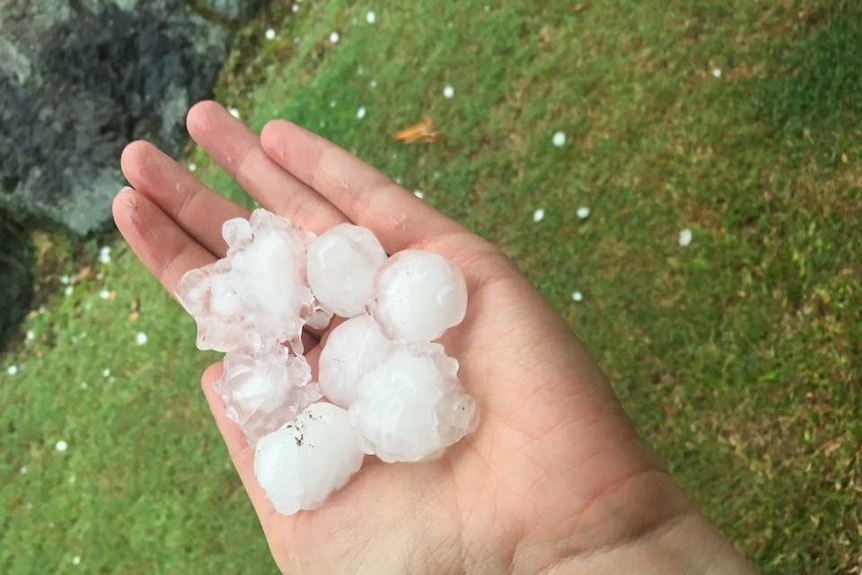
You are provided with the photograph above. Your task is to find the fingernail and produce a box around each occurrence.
[116,187,136,209]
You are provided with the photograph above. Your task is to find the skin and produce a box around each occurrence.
[113,101,758,575]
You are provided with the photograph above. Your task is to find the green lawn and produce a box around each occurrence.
[2,1,860,573]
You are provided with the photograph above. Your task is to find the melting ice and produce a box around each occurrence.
[176,208,477,514]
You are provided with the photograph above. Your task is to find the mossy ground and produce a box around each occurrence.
[2,1,859,573]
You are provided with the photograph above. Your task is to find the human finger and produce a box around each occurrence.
[120,140,246,257]
[112,189,216,295]
[260,119,468,254]
[187,101,348,234]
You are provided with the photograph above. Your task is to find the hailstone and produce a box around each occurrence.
[254,403,365,515]
[373,250,468,342]
[307,223,387,317]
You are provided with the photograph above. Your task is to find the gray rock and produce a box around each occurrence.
[198,0,263,21]
[0,0,229,235]
[0,214,32,352]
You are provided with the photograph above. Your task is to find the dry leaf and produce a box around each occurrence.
[392,118,439,144]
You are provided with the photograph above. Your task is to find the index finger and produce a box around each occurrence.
[260,120,468,254]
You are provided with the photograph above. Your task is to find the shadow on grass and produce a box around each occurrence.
[0,214,33,352]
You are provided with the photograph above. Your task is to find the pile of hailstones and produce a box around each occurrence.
[175,209,477,515]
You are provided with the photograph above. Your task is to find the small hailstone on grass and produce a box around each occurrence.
[228,107,240,119]
[26,330,35,341]
[98,246,111,264]
[572,291,584,302]
[678,228,693,247]
[329,100,337,108]
[329,31,340,43]
[576,206,591,220]
[72,556,81,566]
[19,466,27,474]
[712,67,722,78]
[552,131,566,147]
[55,440,68,452]
[366,10,376,24]
[291,3,299,12]
[265,28,276,40]
[102,368,111,377]
[99,289,110,300]
[413,190,424,199]
[64,286,74,297]
[188,162,197,172]
[356,106,366,120]
[135,332,148,346]
[60,275,70,285]
[369,78,377,88]
[443,85,455,99]
[533,208,545,222]
[7,364,18,375]
[81,382,88,390]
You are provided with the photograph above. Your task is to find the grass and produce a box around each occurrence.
[2,0,860,573]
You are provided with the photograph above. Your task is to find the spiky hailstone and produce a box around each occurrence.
[216,346,321,446]
[175,210,323,352]
[307,223,387,317]
[373,250,468,342]
[350,344,476,462]
[255,403,365,515]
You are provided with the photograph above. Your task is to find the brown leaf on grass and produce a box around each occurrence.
[573,3,588,13]
[72,266,92,284]
[392,118,439,144]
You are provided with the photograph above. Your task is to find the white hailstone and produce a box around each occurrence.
[175,210,316,352]
[552,131,566,147]
[350,344,476,462]
[373,250,468,342]
[60,275,70,285]
[64,286,74,297]
[99,289,110,300]
[319,315,394,407]
[356,106,367,120]
[188,162,197,172]
[265,28,276,40]
[291,4,299,13]
[366,10,376,24]
[571,291,584,302]
[329,100,337,108]
[443,85,454,99]
[55,440,68,452]
[307,223,387,317]
[102,368,110,377]
[329,31,340,43]
[98,246,111,264]
[228,107,240,119]
[678,228,693,247]
[80,382,88,390]
[7,364,18,376]
[135,332,148,346]
[26,330,35,341]
[413,190,424,199]
[19,466,27,474]
[72,556,81,566]
[217,346,320,446]
[576,206,591,220]
[712,67,722,78]
[533,208,545,222]
[254,403,364,515]
[369,79,377,88]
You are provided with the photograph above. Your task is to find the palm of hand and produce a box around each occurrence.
[114,102,688,575]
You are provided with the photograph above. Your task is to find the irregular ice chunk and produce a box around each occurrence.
[216,346,321,446]
[307,224,387,317]
[254,403,364,515]
[350,344,476,462]
[175,210,316,352]
[318,315,394,407]
[373,250,468,342]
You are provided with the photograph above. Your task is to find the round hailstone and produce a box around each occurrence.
[373,250,468,342]
[254,403,364,515]
[319,315,394,407]
[307,223,387,317]
[217,347,320,446]
[135,332,148,346]
[678,228,693,247]
[366,10,375,24]
[265,28,276,40]
[356,106,367,120]
[228,107,240,119]
[712,67,722,78]
[7,364,18,376]
[443,85,455,99]
[329,31,340,43]
[55,440,68,452]
[532,208,545,223]
[571,291,584,302]
[576,206,590,220]
[552,131,566,147]
[350,344,476,462]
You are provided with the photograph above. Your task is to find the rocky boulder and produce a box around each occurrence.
[0,0,259,236]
